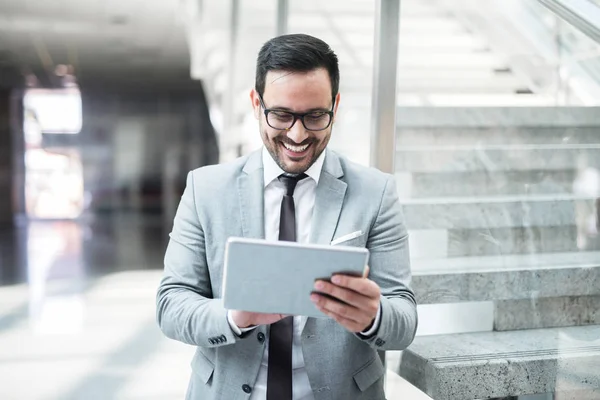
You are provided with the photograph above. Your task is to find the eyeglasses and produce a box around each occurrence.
[258,94,335,132]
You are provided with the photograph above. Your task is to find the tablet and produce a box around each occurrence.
[222,237,369,318]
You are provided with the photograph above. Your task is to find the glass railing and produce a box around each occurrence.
[437,0,600,105]
[520,0,600,103]
[555,6,600,79]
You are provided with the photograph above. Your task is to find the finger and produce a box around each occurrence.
[314,280,378,314]
[317,306,367,333]
[310,293,372,326]
[330,274,380,298]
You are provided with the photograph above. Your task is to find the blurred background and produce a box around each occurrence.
[0,0,599,399]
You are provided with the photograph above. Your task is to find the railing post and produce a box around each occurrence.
[370,0,402,377]
[370,0,401,174]
[277,0,289,36]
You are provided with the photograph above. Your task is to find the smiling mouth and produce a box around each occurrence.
[282,142,310,152]
[280,141,312,158]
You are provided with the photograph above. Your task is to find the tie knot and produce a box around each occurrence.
[278,173,308,196]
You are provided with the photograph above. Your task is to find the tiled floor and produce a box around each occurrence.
[0,216,429,400]
[0,270,192,400]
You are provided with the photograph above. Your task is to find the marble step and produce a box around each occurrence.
[395,170,581,198]
[344,76,527,93]
[397,93,558,107]
[399,54,505,68]
[299,39,494,65]
[295,14,472,39]
[398,325,600,400]
[338,52,506,70]
[399,35,488,49]
[341,75,533,96]
[411,251,600,304]
[395,144,600,173]
[395,107,600,129]
[409,225,600,259]
[291,0,439,17]
[402,195,597,229]
[396,127,600,146]
[494,296,600,331]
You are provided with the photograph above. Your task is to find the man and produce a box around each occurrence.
[157,33,417,400]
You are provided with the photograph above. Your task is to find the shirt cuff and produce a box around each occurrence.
[360,302,382,337]
[227,310,257,336]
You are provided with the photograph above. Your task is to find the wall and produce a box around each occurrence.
[0,90,12,224]
[40,82,219,220]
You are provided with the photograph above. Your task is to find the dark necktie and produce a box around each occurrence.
[267,173,307,400]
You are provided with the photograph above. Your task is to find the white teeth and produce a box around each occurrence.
[283,142,309,152]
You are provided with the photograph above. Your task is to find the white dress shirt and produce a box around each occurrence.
[227,147,380,399]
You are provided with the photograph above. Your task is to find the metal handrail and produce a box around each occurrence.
[538,0,600,44]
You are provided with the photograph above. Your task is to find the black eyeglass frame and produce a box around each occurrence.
[257,94,336,132]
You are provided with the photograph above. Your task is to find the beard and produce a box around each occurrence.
[260,123,331,174]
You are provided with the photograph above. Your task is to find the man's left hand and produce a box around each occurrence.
[310,266,380,333]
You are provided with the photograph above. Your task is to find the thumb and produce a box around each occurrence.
[363,265,370,278]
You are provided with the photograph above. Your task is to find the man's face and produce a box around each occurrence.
[251,68,340,174]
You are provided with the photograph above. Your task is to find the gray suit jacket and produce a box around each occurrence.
[156,149,418,400]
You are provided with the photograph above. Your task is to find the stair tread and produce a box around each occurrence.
[412,251,600,275]
[405,325,600,362]
[397,144,600,151]
[402,194,599,204]
[399,325,600,400]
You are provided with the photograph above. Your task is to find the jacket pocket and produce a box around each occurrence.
[191,350,215,384]
[331,232,366,248]
[353,355,385,392]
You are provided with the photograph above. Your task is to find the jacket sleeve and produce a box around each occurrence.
[156,171,238,348]
[356,175,418,351]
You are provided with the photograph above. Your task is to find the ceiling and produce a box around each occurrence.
[0,0,192,90]
[2,0,595,102]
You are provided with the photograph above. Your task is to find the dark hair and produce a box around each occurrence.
[255,34,340,101]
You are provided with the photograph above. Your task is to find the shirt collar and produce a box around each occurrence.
[262,147,326,188]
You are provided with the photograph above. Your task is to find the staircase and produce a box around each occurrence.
[394,0,557,106]
[395,106,600,260]
[396,106,600,399]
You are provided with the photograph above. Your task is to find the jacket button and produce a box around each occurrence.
[257,332,265,343]
[242,384,252,393]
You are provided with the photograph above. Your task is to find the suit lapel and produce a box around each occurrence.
[304,150,347,337]
[309,150,347,246]
[237,150,265,239]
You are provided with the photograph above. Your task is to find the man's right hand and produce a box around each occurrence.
[230,310,287,329]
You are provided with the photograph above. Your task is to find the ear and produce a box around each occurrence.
[332,92,341,123]
[250,89,261,120]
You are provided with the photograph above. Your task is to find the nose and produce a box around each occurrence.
[286,118,309,144]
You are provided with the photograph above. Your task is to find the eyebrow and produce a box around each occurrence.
[269,105,331,113]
